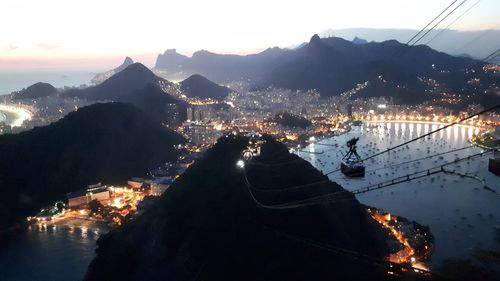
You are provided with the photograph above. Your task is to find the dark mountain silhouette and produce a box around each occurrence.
[153,35,496,107]
[266,112,312,128]
[355,78,426,104]
[91,57,135,84]
[84,135,429,281]
[64,63,186,124]
[154,47,288,82]
[352,36,368,45]
[0,102,185,230]
[115,56,134,72]
[180,74,232,100]
[258,35,477,101]
[65,63,165,100]
[155,49,189,70]
[319,28,500,63]
[12,82,58,99]
[127,83,188,125]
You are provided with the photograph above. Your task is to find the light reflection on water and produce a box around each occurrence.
[0,223,107,281]
[0,122,497,280]
[299,122,500,268]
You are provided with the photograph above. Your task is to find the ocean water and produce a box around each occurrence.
[0,224,106,281]
[0,71,97,96]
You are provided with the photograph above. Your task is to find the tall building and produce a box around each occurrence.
[347,104,353,117]
[186,107,193,121]
[194,110,202,122]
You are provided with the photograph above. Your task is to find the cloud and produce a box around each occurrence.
[37,43,61,50]
[7,45,18,51]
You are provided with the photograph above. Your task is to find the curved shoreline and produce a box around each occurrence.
[0,104,32,127]
[301,121,499,270]
[363,120,492,150]
[363,120,485,130]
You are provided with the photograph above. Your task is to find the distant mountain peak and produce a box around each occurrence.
[310,34,321,43]
[115,56,134,72]
[186,74,204,79]
[155,49,189,70]
[65,62,167,101]
[163,49,178,55]
[90,56,135,84]
[121,62,149,72]
[352,36,368,45]
[113,63,159,80]
[192,50,215,57]
[12,82,58,100]
[181,74,231,100]
[123,56,133,65]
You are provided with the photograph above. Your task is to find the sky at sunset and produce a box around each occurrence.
[1,0,499,70]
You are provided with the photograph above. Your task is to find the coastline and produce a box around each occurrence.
[363,120,486,131]
[298,120,499,269]
[0,104,33,127]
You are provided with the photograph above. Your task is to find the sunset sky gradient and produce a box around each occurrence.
[1,0,499,70]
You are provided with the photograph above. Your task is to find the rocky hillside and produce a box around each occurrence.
[84,135,429,281]
[0,102,185,230]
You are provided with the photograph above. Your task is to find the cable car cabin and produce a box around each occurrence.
[341,160,365,177]
[341,137,365,177]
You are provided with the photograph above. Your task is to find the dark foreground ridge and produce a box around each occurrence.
[0,102,184,230]
[85,135,432,281]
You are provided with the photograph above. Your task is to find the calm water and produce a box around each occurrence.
[0,71,96,96]
[0,122,498,281]
[0,224,107,281]
[299,122,500,268]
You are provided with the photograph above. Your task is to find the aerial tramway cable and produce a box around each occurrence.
[424,0,482,45]
[337,104,500,165]
[249,144,482,192]
[244,149,494,210]
[482,48,500,63]
[243,105,498,174]
[410,0,469,46]
[405,0,460,46]
[329,145,475,179]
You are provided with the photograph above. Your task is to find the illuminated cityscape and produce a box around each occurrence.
[1,0,499,279]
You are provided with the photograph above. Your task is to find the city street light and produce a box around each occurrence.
[236,159,245,169]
